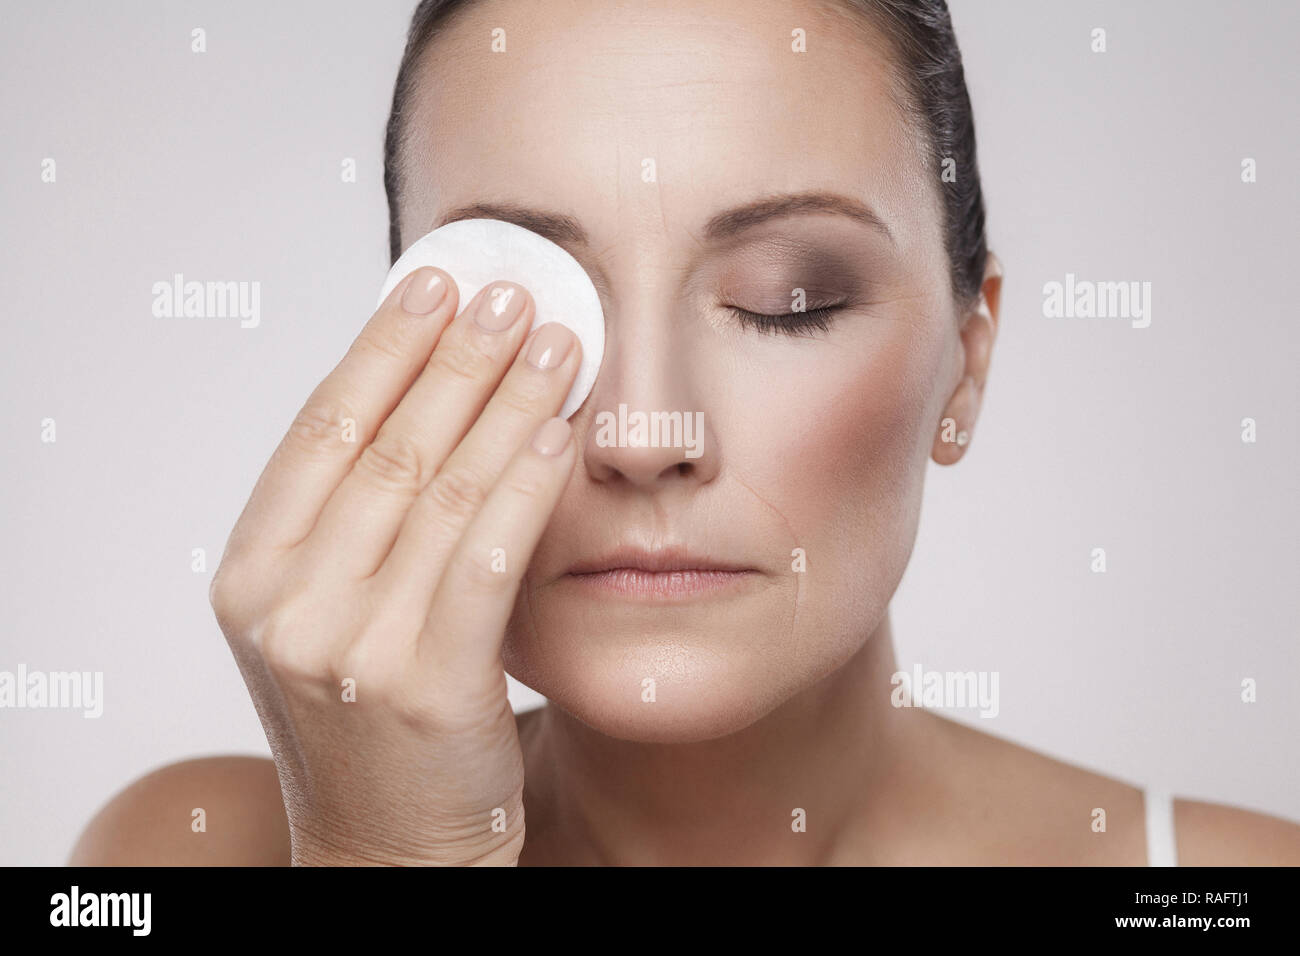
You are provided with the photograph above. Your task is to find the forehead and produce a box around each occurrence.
[398,0,932,255]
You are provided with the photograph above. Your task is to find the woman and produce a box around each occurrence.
[71,0,1300,866]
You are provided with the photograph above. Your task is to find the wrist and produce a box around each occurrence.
[289,825,523,867]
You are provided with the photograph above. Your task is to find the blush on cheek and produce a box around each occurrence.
[733,331,936,530]
[717,326,941,662]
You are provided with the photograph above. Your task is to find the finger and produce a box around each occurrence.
[301,281,541,578]
[227,267,459,555]
[375,321,580,600]
[418,417,575,675]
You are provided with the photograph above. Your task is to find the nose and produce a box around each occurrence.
[583,409,711,487]
[580,302,719,490]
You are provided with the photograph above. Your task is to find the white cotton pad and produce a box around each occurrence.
[377,218,605,420]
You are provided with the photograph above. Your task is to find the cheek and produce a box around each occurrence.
[717,318,947,627]
[723,318,943,530]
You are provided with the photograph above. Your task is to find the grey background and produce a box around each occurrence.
[1,0,1296,865]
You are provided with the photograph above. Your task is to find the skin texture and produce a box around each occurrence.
[72,0,1300,866]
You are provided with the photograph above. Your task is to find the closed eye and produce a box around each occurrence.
[726,305,841,336]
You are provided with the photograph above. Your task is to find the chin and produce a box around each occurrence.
[504,635,797,743]
[502,575,867,744]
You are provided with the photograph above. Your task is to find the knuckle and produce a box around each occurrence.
[209,559,256,633]
[389,680,454,731]
[287,399,353,454]
[494,384,546,421]
[353,324,416,364]
[424,466,488,520]
[357,431,430,492]
[208,561,236,619]
[458,547,511,594]
[501,471,548,504]
[257,606,330,683]
[430,335,495,386]
[329,640,396,698]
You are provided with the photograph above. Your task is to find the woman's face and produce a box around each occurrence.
[398,0,967,742]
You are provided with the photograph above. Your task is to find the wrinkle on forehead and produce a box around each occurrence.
[398,0,939,271]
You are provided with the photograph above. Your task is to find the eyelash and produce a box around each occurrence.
[726,304,842,336]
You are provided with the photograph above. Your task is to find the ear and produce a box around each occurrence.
[931,251,1003,465]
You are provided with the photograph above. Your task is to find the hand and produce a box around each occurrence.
[208,268,580,865]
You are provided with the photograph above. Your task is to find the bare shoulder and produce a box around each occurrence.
[1174,797,1300,865]
[918,712,1300,865]
[69,755,289,866]
[912,711,1146,864]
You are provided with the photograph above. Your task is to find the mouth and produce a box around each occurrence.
[563,546,759,601]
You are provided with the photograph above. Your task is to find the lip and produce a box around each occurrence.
[563,546,758,601]
[566,545,752,575]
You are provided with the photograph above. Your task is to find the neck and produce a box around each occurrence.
[525,612,923,865]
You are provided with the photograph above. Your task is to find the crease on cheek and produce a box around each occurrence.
[730,473,803,654]
[759,358,928,610]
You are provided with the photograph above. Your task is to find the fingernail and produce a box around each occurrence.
[400,267,448,314]
[531,417,570,455]
[474,282,528,332]
[526,323,574,370]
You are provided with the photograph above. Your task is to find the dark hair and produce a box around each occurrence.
[384,0,988,306]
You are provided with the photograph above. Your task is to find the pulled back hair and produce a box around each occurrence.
[383,0,988,306]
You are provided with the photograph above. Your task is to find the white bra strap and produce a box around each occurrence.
[1144,788,1179,866]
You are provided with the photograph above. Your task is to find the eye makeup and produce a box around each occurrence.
[726,303,843,336]
[716,237,865,337]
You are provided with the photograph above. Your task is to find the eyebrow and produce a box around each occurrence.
[702,191,895,246]
[432,202,588,246]
[432,190,894,249]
